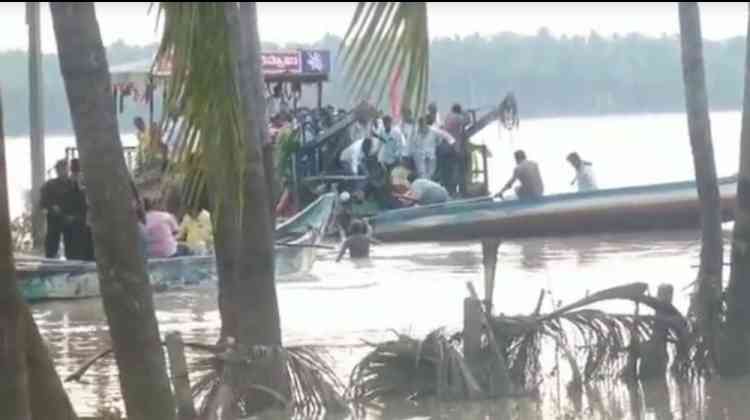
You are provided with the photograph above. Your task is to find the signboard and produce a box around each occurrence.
[261,51,302,74]
[261,50,330,76]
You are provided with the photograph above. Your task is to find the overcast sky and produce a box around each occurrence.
[1,2,747,54]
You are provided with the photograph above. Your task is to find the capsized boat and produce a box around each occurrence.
[369,177,738,243]
[17,193,337,301]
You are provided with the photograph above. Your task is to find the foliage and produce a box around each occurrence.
[2,32,745,136]
[348,283,695,403]
[339,2,430,115]
[191,345,346,418]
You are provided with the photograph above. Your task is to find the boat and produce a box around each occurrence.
[16,193,337,301]
[369,176,738,243]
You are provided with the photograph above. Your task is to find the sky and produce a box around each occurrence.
[0,2,747,54]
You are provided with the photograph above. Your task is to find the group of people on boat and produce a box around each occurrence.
[40,156,213,262]
[496,150,598,201]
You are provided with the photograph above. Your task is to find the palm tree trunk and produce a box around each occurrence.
[721,6,750,377]
[0,89,32,420]
[211,185,242,341]
[233,2,282,348]
[50,4,175,420]
[678,2,724,369]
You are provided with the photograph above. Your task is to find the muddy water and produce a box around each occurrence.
[15,110,748,418]
[31,227,739,419]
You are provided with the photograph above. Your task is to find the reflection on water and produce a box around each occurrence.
[31,226,744,418]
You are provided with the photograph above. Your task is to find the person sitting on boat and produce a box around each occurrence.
[397,178,450,207]
[496,150,544,201]
[143,198,190,258]
[336,219,381,262]
[567,152,598,192]
[178,209,213,255]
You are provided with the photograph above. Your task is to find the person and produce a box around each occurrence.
[143,198,186,258]
[567,152,598,192]
[336,219,380,262]
[339,137,375,176]
[390,157,414,195]
[427,102,442,127]
[374,115,405,171]
[131,180,149,257]
[496,150,544,201]
[349,114,370,144]
[134,116,164,165]
[334,191,354,241]
[178,209,213,255]
[66,159,94,261]
[412,117,455,180]
[397,178,450,206]
[400,106,417,158]
[443,103,470,196]
[39,159,75,258]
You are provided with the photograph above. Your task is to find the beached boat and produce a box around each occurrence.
[370,177,738,243]
[17,193,337,301]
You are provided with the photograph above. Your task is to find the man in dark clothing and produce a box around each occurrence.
[39,159,75,258]
[66,159,95,260]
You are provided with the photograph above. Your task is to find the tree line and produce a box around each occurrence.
[0,29,746,137]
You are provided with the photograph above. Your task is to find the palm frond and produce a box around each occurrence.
[191,345,347,418]
[348,283,697,403]
[340,2,429,116]
[156,3,245,217]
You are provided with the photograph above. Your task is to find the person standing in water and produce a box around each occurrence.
[567,152,598,192]
[336,219,381,262]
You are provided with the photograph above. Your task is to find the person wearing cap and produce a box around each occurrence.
[334,191,354,241]
[39,159,76,258]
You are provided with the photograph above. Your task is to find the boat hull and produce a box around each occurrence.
[17,193,335,301]
[370,177,738,243]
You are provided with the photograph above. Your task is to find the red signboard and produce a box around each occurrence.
[261,52,301,74]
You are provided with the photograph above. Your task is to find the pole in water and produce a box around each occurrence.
[481,238,501,312]
[27,2,46,250]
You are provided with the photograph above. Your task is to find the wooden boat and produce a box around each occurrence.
[17,193,337,301]
[370,177,738,243]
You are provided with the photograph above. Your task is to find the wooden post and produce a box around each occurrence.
[467,282,510,397]
[27,2,46,250]
[639,284,674,380]
[463,298,482,363]
[481,239,501,312]
[165,332,196,420]
[317,81,323,110]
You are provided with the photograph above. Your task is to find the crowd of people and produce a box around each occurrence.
[40,155,212,262]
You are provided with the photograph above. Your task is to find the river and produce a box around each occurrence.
[8,111,745,418]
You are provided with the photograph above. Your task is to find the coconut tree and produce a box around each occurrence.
[721,5,750,376]
[678,2,724,371]
[50,3,175,420]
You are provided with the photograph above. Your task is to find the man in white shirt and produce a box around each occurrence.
[374,115,405,170]
[567,152,598,192]
[339,137,375,175]
[412,117,455,180]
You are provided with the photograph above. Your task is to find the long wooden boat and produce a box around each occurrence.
[370,177,738,243]
[17,193,337,301]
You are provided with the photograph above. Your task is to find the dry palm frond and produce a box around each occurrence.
[340,2,429,115]
[347,329,478,404]
[191,345,346,418]
[493,283,693,390]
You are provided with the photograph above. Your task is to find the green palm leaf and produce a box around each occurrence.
[340,2,430,116]
[156,3,245,216]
